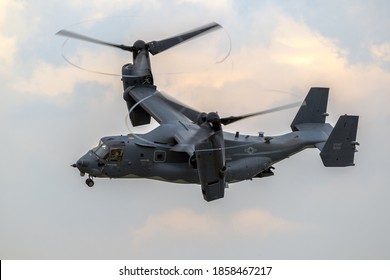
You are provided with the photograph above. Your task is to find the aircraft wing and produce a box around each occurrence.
[126,85,212,154]
[126,85,193,124]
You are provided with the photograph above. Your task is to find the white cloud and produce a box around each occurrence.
[67,0,144,19]
[230,209,305,238]
[0,0,25,27]
[66,0,234,21]
[129,207,221,257]
[0,0,26,74]
[130,207,305,252]
[15,61,83,96]
[270,16,347,68]
[132,208,220,240]
[0,34,17,74]
[371,42,390,63]
[11,48,123,100]
[177,0,233,11]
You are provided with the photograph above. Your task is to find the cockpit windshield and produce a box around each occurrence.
[92,141,109,160]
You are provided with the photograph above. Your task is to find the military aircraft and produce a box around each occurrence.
[58,22,359,202]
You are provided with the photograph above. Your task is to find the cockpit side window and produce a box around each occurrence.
[109,147,124,162]
[92,141,124,162]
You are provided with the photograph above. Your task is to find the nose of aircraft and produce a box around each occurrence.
[72,153,99,176]
[76,158,90,169]
[71,152,104,177]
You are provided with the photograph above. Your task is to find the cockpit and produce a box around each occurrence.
[73,137,127,187]
[92,140,124,162]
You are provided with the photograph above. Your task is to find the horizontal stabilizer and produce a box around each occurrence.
[320,115,359,167]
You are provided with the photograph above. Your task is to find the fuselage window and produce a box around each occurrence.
[109,147,124,162]
[154,150,166,162]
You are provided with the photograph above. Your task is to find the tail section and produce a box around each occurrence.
[320,115,359,167]
[291,87,360,167]
[291,87,329,131]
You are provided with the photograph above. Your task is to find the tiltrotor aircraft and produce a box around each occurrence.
[58,22,359,201]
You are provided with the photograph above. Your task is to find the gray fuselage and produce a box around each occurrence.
[76,124,328,185]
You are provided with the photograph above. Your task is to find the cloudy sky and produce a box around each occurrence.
[1,0,390,259]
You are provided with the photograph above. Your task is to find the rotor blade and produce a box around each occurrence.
[220,101,301,126]
[56,29,134,52]
[147,22,222,55]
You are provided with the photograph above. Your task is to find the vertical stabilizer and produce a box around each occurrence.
[291,87,329,131]
[320,115,359,167]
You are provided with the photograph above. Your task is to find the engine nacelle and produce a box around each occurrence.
[195,128,227,202]
[122,63,153,88]
[122,63,153,127]
[123,89,151,127]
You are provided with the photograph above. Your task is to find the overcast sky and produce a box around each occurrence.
[1,0,390,259]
